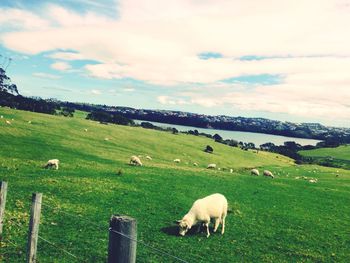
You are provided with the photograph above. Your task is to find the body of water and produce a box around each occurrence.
[133,119,322,146]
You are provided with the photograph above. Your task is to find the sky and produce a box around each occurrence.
[0,0,349,127]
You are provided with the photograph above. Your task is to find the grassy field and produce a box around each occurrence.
[0,107,349,262]
[299,145,350,170]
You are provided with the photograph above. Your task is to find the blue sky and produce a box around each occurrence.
[1,0,349,127]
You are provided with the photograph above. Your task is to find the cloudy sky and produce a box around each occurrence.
[0,0,349,127]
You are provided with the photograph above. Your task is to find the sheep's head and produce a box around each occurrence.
[176,219,190,236]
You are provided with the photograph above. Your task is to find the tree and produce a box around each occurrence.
[213,133,223,142]
[59,106,75,117]
[204,145,213,153]
[0,67,19,95]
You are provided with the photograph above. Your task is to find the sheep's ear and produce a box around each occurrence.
[174,220,181,225]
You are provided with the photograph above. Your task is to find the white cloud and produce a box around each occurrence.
[0,8,50,31]
[90,89,101,95]
[46,51,86,61]
[1,1,350,122]
[33,72,61,79]
[50,61,72,71]
[122,87,135,92]
[157,95,188,106]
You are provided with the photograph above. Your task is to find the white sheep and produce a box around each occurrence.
[43,159,60,170]
[229,169,233,173]
[193,162,198,166]
[146,155,152,160]
[263,170,274,178]
[251,169,260,176]
[176,193,228,238]
[84,128,88,132]
[130,155,142,166]
[207,163,216,169]
[174,159,181,163]
[309,179,318,183]
[104,137,109,141]
[28,121,32,124]
[0,115,3,118]
[5,120,11,125]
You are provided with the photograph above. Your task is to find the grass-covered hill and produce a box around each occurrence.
[299,145,350,170]
[1,107,349,262]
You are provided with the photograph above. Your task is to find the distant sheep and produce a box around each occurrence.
[207,163,216,169]
[5,120,11,125]
[130,155,142,166]
[193,162,198,166]
[176,193,228,238]
[229,169,233,173]
[146,155,152,160]
[251,169,260,176]
[174,159,181,163]
[0,115,3,118]
[104,137,109,141]
[263,170,274,178]
[309,179,318,183]
[28,121,32,124]
[43,159,60,170]
[84,128,88,132]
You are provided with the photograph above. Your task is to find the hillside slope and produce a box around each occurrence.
[1,107,349,262]
[299,145,350,169]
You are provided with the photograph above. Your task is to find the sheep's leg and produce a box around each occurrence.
[221,215,226,235]
[196,224,201,233]
[204,221,210,238]
[213,218,220,233]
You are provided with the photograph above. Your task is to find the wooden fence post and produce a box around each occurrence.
[108,215,137,263]
[0,181,8,240]
[27,193,42,263]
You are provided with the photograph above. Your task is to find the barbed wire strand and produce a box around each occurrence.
[4,210,83,262]
[109,228,189,263]
[35,200,197,262]
[38,235,82,262]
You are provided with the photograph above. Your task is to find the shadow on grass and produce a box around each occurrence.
[161,224,213,237]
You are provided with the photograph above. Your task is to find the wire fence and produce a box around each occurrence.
[3,197,202,263]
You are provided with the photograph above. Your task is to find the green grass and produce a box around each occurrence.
[1,107,350,262]
[299,145,350,170]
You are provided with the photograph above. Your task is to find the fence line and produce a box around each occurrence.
[33,199,196,263]
[3,195,202,263]
[3,218,83,262]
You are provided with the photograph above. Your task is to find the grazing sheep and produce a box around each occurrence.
[251,169,260,176]
[207,163,216,169]
[84,128,88,132]
[5,120,11,125]
[176,193,228,238]
[44,159,60,170]
[104,137,109,141]
[0,115,3,118]
[146,155,152,160]
[193,162,198,166]
[309,179,318,183]
[130,155,142,166]
[229,169,233,173]
[174,159,181,163]
[263,170,274,178]
[28,121,32,124]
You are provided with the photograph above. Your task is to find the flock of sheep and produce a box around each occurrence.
[4,115,321,238]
